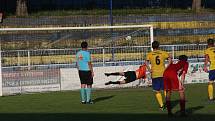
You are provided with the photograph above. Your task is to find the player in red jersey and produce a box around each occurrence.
[105,64,147,85]
[163,55,189,117]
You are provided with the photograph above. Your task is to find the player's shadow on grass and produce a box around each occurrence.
[174,105,204,116]
[170,100,204,114]
[93,95,115,103]
[186,106,204,114]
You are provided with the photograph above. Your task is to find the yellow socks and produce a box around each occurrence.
[208,83,214,100]
[155,92,164,107]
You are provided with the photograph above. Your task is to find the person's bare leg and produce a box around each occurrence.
[179,91,186,116]
[166,91,173,116]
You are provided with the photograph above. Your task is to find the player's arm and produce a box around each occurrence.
[76,62,79,70]
[180,71,186,85]
[167,53,173,65]
[164,52,172,68]
[145,54,152,73]
[88,61,94,77]
[88,54,94,77]
[204,54,209,72]
[75,55,79,70]
[180,63,189,85]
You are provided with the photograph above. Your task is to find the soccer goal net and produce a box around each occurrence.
[0,25,154,96]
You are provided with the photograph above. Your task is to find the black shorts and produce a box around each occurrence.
[78,70,93,85]
[124,71,137,83]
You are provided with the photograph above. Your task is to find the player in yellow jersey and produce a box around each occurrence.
[204,38,215,102]
[146,41,172,110]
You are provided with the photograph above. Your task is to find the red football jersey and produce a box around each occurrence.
[163,60,189,91]
[165,60,189,74]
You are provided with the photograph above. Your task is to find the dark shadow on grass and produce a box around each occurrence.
[93,95,115,103]
[175,106,204,116]
[186,106,204,114]
[0,113,214,121]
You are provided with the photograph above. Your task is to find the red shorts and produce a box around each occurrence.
[163,71,184,91]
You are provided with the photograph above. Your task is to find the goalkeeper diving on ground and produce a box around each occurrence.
[104,64,147,85]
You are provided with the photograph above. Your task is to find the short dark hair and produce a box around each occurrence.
[179,55,188,61]
[152,41,159,49]
[207,38,214,45]
[81,41,88,48]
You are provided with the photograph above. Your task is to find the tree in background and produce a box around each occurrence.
[192,0,202,12]
[16,0,28,16]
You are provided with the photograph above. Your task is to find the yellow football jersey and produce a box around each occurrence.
[146,50,169,78]
[205,47,215,70]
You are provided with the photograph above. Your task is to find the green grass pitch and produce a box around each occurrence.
[0,83,214,121]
